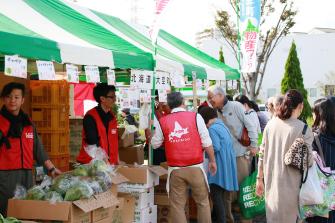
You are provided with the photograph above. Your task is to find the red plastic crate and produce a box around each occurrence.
[30,80,69,106]
[49,154,70,172]
[37,130,69,156]
[32,106,69,131]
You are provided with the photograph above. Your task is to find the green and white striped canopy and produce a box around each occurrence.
[0,0,240,80]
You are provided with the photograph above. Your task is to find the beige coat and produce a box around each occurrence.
[261,117,313,223]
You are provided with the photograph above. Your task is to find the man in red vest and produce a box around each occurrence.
[0,82,61,216]
[77,83,119,164]
[152,92,217,223]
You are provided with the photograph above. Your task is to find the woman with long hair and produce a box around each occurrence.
[306,97,335,223]
[255,89,314,222]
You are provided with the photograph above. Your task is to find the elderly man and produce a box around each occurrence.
[152,92,217,223]
[208,86,258,223]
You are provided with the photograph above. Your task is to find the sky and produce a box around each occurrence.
[74,0,335,46]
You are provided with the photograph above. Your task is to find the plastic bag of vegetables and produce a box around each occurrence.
[44,191,63,203]
[13,185,27,200]
[94,171,113,192]
[26,185,45,200]
[89,160,109,176]
[64,181,94,201]
[51,174,79,196]
[73,164,89,177]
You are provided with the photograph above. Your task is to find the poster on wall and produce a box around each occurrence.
[36,61,56,80]
[85,65,100,83]
[4,55,27,79]
[66,64,79,83]
[130,70,153,89]
[107,69,116,86]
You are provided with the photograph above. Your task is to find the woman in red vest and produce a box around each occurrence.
[77,83,119,164]
[0,82,61,216]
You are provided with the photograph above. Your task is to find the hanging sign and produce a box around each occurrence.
[130,70,153,89]
[36,61,56,80]
[119,88,140,109]
[85,65,100,83]
[140,90,151,103]
[240,0,261,73]
[156,72,171,90]
[4,55,27,79]
[66,64,79,83]
[107,69,116,86]
[196,79,203,90]
[170,72,185,88]
[158,89,167,102]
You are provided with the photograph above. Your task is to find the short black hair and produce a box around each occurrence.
[167,92,183,109]
[1,82,25,98]
[93,83,116,103]
[198,106,218,124]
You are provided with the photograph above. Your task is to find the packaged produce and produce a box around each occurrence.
[26,186,45,200]
[44,191,63,203]
[64,181,93,201]
[51,174,78,196]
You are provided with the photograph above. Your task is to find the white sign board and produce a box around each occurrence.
[171,73,185,88]
[107,69,116,86]
[36,61,56,80]
[158,89,167,102]
[85,65,100,83]
[4,55,27,79]
[119,88,140,109]
[140,90,151,103]
[66,64,79,83]
[130,70,153,89]
[155,72,171,90]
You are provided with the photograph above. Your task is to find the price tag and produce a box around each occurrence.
[4,55,27,79]
[85,65,100,83]
[66,64,79,83]
[36,61,56,80]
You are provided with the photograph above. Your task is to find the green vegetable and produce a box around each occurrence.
[44,191,63,202]
[64,182,93,201]
[89,160,109,176]
[0,214,21,223]
[26,186,45,200]
[51,174,77,195]
[94,171,112,192]
[73,165,89,177]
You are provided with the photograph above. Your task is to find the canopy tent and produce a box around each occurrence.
[0,0,239,80]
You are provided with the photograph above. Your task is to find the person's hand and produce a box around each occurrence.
[248,147,258,156]
[255,178,264,197]
[208,161,217,176]
[50,167,62,178]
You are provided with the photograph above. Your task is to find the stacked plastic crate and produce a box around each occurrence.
[30,80,70,172]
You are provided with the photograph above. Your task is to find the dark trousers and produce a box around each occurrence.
[153,147,166,165]
[210,184,226,223]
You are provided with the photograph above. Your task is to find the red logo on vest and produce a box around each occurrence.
[168,121,190,143]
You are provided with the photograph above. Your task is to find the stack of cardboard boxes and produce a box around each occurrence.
[118,127,144,165]
[7,173,137,223]
[117,165,168,223]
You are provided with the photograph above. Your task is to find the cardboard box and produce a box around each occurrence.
[119,144,144,165]
[117,165,167,189]
[91,206,115,222]
[134,205,157,223]
[8,188,121,223]
[118,187,154,210]
[118,127,134,148]
[156,197,189,223]
[112,194,136,223]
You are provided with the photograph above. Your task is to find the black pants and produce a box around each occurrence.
[153,147,166,165]
[210,184,226,223]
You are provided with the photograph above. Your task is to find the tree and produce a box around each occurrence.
[281,41,312,121]
[208,0,297,100]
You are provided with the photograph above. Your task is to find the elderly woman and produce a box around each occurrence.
[256,89,314,222]
[266,95,283,118]
[306,97,335,223]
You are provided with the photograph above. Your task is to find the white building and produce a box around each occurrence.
[198,28,335,103]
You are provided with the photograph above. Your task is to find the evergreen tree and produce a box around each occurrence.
[281,41,312,121]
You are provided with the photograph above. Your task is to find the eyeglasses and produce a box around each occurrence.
[105,95,116,99]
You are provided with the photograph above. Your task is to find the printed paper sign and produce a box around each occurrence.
[36,61,56,80]
[156,72,171,90]
[170,73,185,88]
[140,90,151,103]
[66,64,79,83]
[119,88,140,109]
[4,55,27,79]
[107,69,116,86]
[130,70,153,89]
[158,89,167,102]
[85,65,100,83]
[196,79,203,89]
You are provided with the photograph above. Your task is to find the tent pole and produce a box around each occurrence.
[236,0,242,94]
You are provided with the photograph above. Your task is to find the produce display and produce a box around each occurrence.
[14,157,115,203]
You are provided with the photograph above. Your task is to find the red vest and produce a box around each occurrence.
[159,111,203,167]
[0,114,34,170]
[77,107,119,165]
